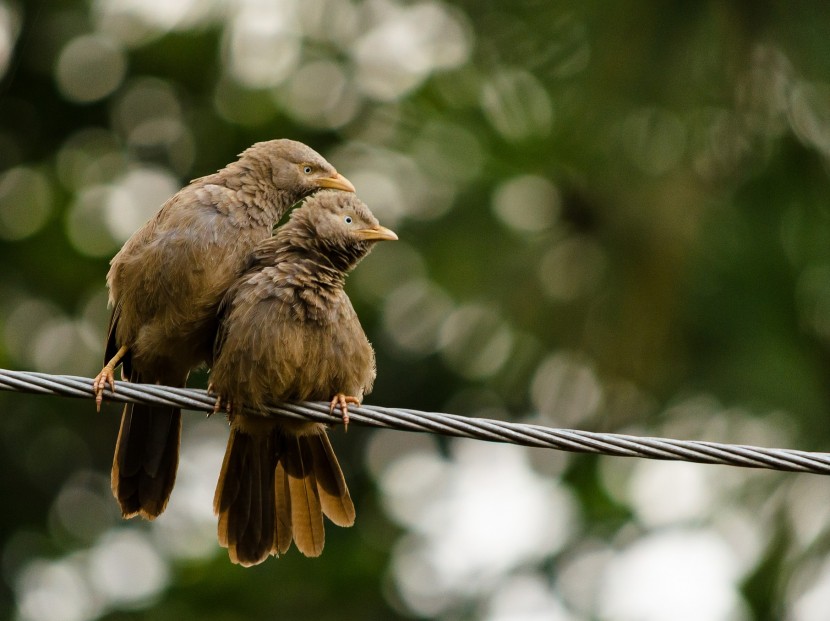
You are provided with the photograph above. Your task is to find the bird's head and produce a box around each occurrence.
[240,139,356,199]
[290,190,397,270]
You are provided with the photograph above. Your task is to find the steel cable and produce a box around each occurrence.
[1,368,828,475]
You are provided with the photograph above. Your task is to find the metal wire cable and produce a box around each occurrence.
[1,368,829,475]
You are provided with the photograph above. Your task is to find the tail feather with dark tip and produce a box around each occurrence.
[111,371,182,520]
[306,433,356,527]
[214,422,279,566]
[214,420,354,566]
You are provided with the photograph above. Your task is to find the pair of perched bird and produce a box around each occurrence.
[92,139,397,566]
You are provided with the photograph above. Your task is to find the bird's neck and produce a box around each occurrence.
[294,223,369,273]
[274,246,348,291]
[266,225,367,290]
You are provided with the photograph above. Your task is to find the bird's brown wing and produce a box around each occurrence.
[211,287,235,369]
[103,300,132,378]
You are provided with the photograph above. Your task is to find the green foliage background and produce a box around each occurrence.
[2,1,830,619]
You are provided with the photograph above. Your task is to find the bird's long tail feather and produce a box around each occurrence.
[111,372,182,520]
[214,418,354,565]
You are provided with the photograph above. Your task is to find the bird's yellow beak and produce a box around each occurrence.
[317,172,356,193]
[356,225,398,242]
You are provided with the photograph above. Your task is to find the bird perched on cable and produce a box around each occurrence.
[93,139,355,521]
[210,190,397,566]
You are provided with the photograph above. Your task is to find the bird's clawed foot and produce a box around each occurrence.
[329,393,360,429]
[92,366,116,412]
[93,345,128,412]
[208,385,234,421]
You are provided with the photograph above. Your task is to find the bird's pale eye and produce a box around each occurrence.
[303,165,313,174]
[345,216,353,224]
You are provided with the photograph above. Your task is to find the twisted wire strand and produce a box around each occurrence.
[1,368,829,475]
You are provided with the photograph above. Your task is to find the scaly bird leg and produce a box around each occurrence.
[329,393,360,430]
[93,345,129,412]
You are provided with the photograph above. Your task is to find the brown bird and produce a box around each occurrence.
[210,190,397,566]
[93,139,355,521]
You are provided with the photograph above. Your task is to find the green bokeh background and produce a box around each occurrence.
[2,1,830,619]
